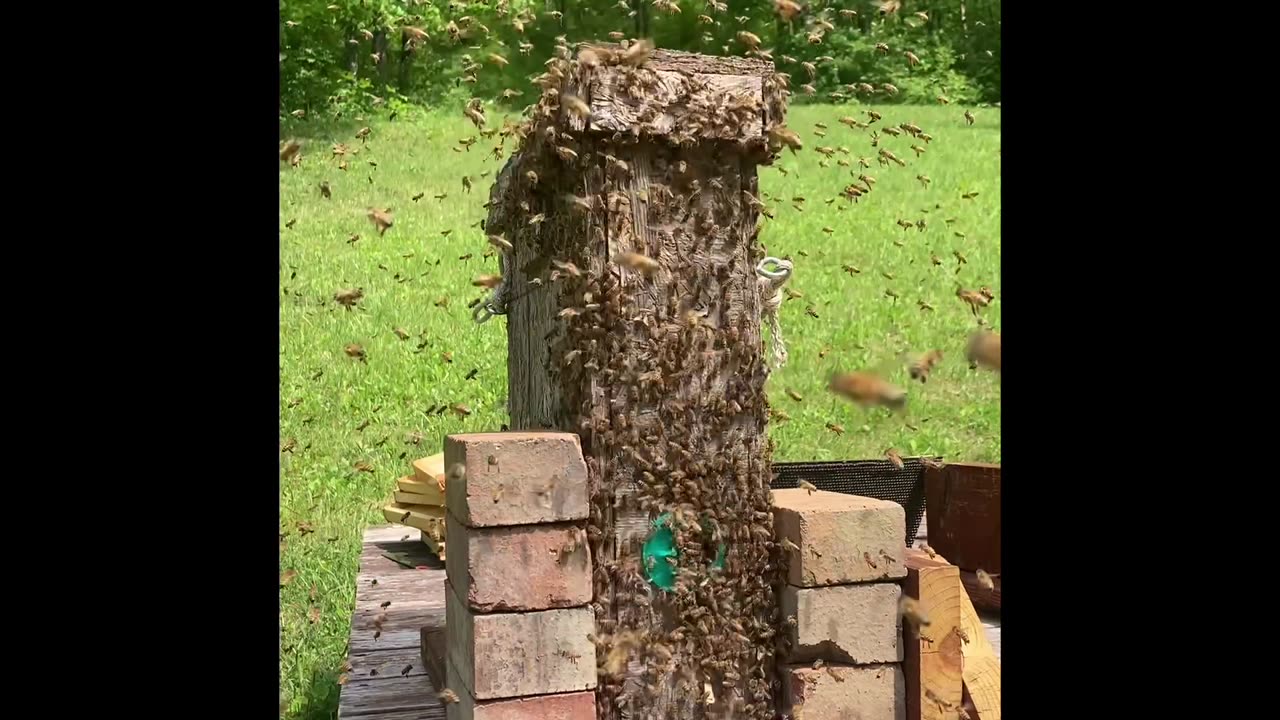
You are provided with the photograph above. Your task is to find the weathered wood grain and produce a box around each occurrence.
[338,526,448,720]
[338,674,445,719]
[348,646,430,681]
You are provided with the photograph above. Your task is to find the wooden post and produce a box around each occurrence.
[486,45,788,720]
[903,549,964,720]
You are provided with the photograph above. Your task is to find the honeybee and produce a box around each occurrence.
[769,125,804,153]
[562,94,591,120]
[966,330,1001,372]
[956,287,991,315]
[279,140,302,163]
[612,251,660,277]
[829,371,907,411]
[334,287,363,309]
[620,38,655,66]
[976,569,996,591]
[908,350,943,383]
[884,448,904,469]
[366,207,393,235]
[899,595,931,630]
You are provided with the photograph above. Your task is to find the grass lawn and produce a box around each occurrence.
[278,101,1000,718]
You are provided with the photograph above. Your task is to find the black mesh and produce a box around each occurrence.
[771,459,934,543]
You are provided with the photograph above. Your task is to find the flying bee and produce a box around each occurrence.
[966,330,1001,372]
[829,371,907,411]
[366,207,393,235]
[620,38,654,66]
[612,251,660,277]
[769,125,804,153]
[976,569,996,591]
[908,350,943,383]
[899,595,931,632]
[956,287,991,315]
[884,448,904,470]
[562,94,591,120]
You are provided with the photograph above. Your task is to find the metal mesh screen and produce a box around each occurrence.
[771,459,933,543]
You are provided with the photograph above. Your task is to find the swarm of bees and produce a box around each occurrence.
[279,6,999,719]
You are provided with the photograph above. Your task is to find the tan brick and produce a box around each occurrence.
[773,489,907,586]
[445,661,595,720]
[784,664,905,720]
[445,432,589,527]
[782,583,903,664]
[446,514,591,612]
[445,580,596,699]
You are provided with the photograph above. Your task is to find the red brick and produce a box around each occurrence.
[773,489,908,586]
[445,432,589,527]
[445,580,596,699]
[446,514,592,612]
[784,664,905,720]
[445,661,595,720]
[782,583,903,664]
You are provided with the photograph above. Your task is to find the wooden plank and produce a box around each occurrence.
[398,476,445,497]
[364,524,419,544]
[903,549,964,720]
[381,504,447,539]
[337,673,444,719]
[348,646,430,681]
[923,463,1001,573]
[342,709,446,720]
[394,489,445,507]
[960,570,1001,612]
[958,587,1000,720]
[340,527,449,720]
[421,627,447,693]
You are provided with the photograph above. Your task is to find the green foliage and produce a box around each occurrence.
[279,0,1000,122]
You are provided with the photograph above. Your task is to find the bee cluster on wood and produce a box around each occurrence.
[484,40,793,720]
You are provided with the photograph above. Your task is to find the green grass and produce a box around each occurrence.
[278,102,1000,719]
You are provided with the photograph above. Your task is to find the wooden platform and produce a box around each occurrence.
[338,525,447,720]
[336,517,1000,720]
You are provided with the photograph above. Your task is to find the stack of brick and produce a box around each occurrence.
[439,432,598,720]
[773,489,909,720]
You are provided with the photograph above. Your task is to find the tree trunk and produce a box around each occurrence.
[373,30,392,90]
[490,49,787,720]
[344,23,360,76]
[398,30,413,93]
